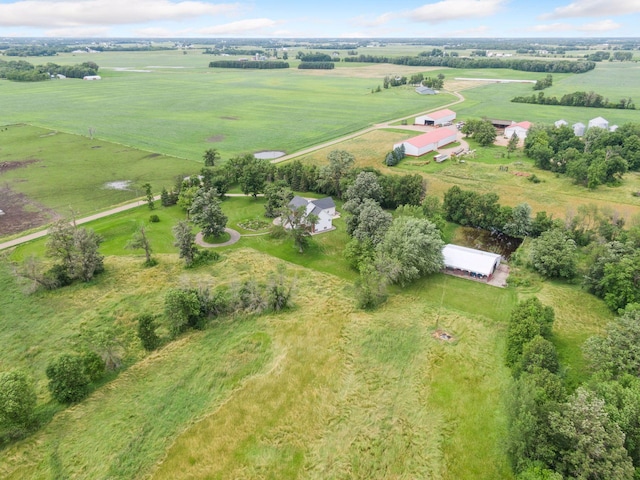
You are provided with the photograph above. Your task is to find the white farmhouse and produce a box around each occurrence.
[393,127,458,157]
[415,109,456,126]
[505,121,532,139]
[286,196,336,233]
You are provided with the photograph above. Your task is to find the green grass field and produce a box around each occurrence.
[0,49,633,479]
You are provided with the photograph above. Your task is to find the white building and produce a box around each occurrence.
[442,244,502,280]
[505,121,532,139]
[83,75,101,81]
[393,127,458,157]
[554,119,568,128]
[415,109,456,126]
[286,196,336,233]
[588,116,609,130]
[573,122,586,136]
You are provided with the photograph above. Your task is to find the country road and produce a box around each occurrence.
[0,89,466,252]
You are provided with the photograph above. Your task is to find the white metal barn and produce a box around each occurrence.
[505,121,532,139]
[573,122,586,136]
[393,128,458,157]
[554,119,568,128]
[415,109,457,126]
[588,116,609,130]
[442,244,502,280]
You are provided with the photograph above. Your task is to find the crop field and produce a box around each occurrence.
[0,50,453,161]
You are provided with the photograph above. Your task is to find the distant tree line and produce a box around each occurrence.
[296,52,333,62]
[343,55,596,73]
[3,45,59,56]
[202,48,265,55]
[298,62,334,69]
[0,59,99,81]
[208,60,289,69]
[512,91,635,110]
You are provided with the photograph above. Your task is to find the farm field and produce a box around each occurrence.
[0,50,453,161]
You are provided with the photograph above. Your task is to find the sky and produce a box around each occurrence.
[0,0,639,38]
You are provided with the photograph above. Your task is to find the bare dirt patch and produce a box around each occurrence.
[0,159,40,175]
[0,185,61,236]
[207,135,225,143]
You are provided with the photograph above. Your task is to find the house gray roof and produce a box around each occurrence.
[415,86,436,95]
[310,197,335,210]
[288,196,308,209]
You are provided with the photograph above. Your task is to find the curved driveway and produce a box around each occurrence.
[194,228,240,248]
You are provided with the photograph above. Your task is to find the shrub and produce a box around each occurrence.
[149,214,160,223]
[0,370,36,433]
[137,313,160,351]
[43,264,73,289]
[81,350,106,382]
[45,354,91,404]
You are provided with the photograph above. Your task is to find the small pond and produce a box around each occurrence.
[254,151,285,160]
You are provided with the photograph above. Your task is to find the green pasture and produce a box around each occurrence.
[0,124,199,237]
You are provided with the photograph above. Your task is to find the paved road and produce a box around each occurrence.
[0,89,467,252]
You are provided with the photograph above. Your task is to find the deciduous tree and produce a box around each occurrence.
[0,370,36,433]
[375,216,444,286]
[189,188,228,238]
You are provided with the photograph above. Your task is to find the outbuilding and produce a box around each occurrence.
[415,109,456,126]
[505,121,532,139]
[442,244,502,280]
[573,122,586,136]
[554,119,568,128]
[83,75,102,80]
[588,116,609,130]
[393,127,458,157]
[415,86,436,95]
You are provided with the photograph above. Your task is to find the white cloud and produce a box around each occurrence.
[541,0,640,19]
[197,18,277,35]
[531,22,574,32]
[0,0,240,27]
[351,12,398,28]
[44,26,110,37]
[449,25,490,36]
[531,19,621,33]
[578,19,622,31]
[410,0,508,23]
